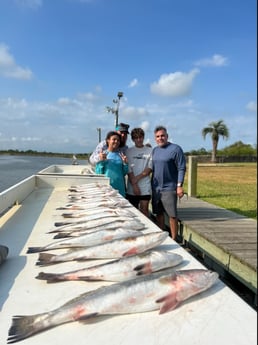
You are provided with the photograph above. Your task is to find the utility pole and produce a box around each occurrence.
[96,128,101,143]
[106,91,123,127]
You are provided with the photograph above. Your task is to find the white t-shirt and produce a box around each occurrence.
[126,145,152,195]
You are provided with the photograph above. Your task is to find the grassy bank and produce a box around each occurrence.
[184,163,257,219]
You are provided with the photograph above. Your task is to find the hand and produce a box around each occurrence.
[177,186,184,198]
[119,152,128,164]
[99,149,107,161]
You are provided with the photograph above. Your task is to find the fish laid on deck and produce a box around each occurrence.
[49,218,145,237]
[36,232,168,266]
[27,228,143,253]
[67,189,119,200]
[56,198,131,211]
[8,268,219,343]
[36,250,183,283]
[53,208,136,227]
[59,206,133,218]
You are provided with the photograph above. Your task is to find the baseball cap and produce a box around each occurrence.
[115,123,130,133]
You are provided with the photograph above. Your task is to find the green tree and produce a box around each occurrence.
[202,119,229,162]
[218,141,256,156]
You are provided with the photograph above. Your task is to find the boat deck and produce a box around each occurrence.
[0,172,256,345]
[177,195,257,302]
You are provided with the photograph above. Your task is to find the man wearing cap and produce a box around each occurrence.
[89,123,130,166]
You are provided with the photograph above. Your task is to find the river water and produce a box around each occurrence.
[0,155,87,192]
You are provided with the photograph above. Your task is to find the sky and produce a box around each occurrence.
[0,0,257,154]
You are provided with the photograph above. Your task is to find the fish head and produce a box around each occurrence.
[176,269,219,293]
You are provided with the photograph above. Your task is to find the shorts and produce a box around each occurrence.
[152,190,177,217]
[126,194,151,208]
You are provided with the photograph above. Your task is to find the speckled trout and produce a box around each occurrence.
[53,208,136,227]
[36,231,168,266]
[52,219,146,239]
[27,228,142,253]
[8,268,219,343]
[36,250,183,283]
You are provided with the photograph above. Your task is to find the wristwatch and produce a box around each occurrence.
[177,183,183,187]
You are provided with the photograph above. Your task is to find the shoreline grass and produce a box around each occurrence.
[184,163,257,219]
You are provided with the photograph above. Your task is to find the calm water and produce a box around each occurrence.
[0,155,87,192]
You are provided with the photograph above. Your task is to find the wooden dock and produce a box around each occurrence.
[176,195,257,305]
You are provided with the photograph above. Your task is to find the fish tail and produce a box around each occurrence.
[36,253,57,266]
[8,313,49,343]
[61,213,74,218]
[26,247,44,254]
[53,233,71,239]
[54,221,71,227]
[36,272,65,283]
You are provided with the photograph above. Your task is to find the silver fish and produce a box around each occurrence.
[27,228,142,253]
[36,231,168,266]
[49,217,141,234]
[36,250,183,283]
[60,207,123,218]
[52,220,146,239]
[56,198,131,211]
[8,268,219,343]
[53,209,136,227]
[67,189,119,200]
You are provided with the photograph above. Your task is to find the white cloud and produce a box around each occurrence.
[128,78,138,88]
[150,69,200,97]
[140,121,150,132]
[194,54,229,67]
[246,101,257,112]
[0,43,33,80]
[122,106,149,119]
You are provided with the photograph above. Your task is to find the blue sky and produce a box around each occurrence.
[0,0,256,154]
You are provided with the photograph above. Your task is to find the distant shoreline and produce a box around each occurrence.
[0,151,90,160]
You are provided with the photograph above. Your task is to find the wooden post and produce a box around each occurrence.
[188,156,197,197]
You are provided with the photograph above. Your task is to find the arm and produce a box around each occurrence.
[176,150,186,185]
[89,141,107,166]
[129,167,152,185]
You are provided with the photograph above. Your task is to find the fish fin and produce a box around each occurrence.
[54,221,71,227]
[53,233,71,239]
[122,248,138,257]
[26,247,44,254]
[77,312,99,323]
[36,253,57,266]
[35,272,63,283]
[134,262,152,275]
[61,213,74,218]
[156,293,180,314]
[7,313,48,344]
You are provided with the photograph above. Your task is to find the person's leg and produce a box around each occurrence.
[139,199,150,217]
[168,216,178,240]
[156,212,165,230]
[161,190,178,240]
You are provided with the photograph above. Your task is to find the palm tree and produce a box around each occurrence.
[202,119,229,162]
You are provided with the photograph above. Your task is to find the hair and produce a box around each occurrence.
[131,128,145,140]
[105,131,121,143]
[154,125,167,134]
